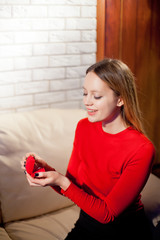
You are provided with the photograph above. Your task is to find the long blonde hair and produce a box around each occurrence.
[86,58,144,133]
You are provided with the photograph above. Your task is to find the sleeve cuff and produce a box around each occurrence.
[60,181,74,196]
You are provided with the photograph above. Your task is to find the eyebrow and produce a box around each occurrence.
[82,86,102,93]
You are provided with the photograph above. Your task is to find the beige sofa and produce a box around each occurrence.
[0,108,160,240]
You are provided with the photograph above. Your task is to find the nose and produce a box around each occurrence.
[83,94,93,106]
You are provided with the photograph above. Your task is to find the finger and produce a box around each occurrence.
[20,160,26,170]
[34,154,43,160]
[26,176,41,187]
[26,173,41,187]
[21,156,26,164]
[21,166,26,170]
[25,152,36,159]
[34,158,44,168]
[27,173,48,187]
[34,171,58,187]
[34,171,48,179]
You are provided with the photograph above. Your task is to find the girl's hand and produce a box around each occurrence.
[21,152,71,191]
[26,171,71,191]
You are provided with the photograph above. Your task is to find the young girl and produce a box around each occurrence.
[22,58,155,240]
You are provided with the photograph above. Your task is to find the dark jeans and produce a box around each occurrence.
[65,208,152,240]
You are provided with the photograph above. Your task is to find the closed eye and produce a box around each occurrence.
[83,93,102,99]
[94,96,102,100]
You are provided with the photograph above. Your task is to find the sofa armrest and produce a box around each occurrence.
[0,227,12,240]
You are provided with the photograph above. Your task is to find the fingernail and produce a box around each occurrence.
[24,164,26,167]
[34,173,39,177]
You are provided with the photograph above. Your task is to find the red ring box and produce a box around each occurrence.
[26,155,45,177]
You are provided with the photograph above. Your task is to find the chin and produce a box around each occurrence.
[87,116,99,123]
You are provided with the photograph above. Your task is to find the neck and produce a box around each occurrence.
[102,111,127,134]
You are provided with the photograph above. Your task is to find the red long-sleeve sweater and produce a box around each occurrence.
[61,118,155,224]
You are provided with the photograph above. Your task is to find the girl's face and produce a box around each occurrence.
[83,71,123,124]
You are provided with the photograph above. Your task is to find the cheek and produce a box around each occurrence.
[98,99,117,113]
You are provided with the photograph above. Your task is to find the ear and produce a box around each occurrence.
[117,97,124,107]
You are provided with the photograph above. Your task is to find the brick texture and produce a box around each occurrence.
[0,0,97,113]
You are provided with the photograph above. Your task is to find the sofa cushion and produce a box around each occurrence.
[141,173,160,226]
[4,205,80,240]
[0,227,12,240]
[0,108,86,223]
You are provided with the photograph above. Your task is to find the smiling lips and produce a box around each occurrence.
[87,109,97,115]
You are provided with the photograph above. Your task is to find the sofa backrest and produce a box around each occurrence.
[0,108,86,224]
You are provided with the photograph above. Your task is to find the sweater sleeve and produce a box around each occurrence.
[61,142,155,224]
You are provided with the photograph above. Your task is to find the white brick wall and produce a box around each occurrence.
[0,0,97,113]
